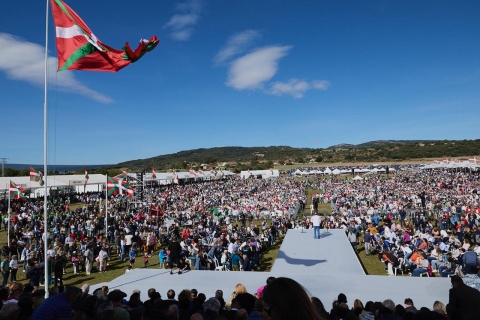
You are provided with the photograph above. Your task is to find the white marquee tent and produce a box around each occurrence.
[240,170,279,179]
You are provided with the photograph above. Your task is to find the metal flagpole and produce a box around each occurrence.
[7,183,10,244]
[105,175,108,235]
[43,0,50,299]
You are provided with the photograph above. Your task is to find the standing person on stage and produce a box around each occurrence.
[168,236,182,275]
[311,212,321,239]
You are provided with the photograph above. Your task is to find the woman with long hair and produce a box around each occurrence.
[263,277,325,320]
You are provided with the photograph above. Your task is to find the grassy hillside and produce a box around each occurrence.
[115,139,480,171]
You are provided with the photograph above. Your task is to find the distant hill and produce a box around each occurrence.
[117,146,298,169]
[6,139,479,173]
[327,140,437,149]
[116,139,480,171]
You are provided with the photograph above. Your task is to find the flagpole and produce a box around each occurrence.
[105,175,108,236]
[7,184,10,244]
[43,0,50,299]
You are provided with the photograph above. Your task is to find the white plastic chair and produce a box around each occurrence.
[214,257,225,271]
[419,271,429,277]
[394,258,404,276]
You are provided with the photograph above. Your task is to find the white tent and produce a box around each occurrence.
[240,170,280,179]
[354,168,370,173]
[353,175,363,180]
[332,169,341,175]
[323,167,332,174]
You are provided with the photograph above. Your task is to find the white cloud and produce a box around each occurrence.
[226,46,291,90]
[213,30,261,65]
[266,78,331,98]
[0,33,112,103]
[164,0,202,41]
[312,80,330,90]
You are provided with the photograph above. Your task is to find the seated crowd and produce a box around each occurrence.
[0,276,477,320]
[304,168,480,277]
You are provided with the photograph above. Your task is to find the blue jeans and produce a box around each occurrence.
[121,246,125,261]
[1,271,9,288]
[313,226,320,239]
[431,260,443,270]
[439,266,454,277]
[411,268,427,277]
[465,263,476,274]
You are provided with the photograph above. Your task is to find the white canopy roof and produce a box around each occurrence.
[0,174,115,191]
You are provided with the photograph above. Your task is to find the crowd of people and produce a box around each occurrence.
[0,275,477,319]
[0,167,480,318]
[304,169,480,277]
[0,178,306,287]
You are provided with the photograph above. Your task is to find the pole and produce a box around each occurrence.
[105,175,108,236]
[7,185,10,244]
[43,0,50,299]
[0,158,6,177]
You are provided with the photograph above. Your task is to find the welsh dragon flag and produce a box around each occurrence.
[10,181,26,200]
[29,167,45,186]
[50,0,159,72]
[107,175,134,197]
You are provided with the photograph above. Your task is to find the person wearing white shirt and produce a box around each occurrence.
[310,212,322,239]
[401,243,413,261]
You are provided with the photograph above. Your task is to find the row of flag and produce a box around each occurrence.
[11,168,133,200]
[433,158,478,165]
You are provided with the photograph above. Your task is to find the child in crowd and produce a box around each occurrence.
[129,247,136,269]
[144,253,149,268]
[159,249,167,269]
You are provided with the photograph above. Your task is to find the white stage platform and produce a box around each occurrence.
[92,229,450,309]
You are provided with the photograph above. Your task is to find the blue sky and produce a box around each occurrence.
[1,0,479,165]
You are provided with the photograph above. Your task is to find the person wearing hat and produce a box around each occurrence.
[108,289,129,320]
[310,212,321,239]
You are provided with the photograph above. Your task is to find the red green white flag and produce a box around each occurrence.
[107,175,134,197]
[152,168,157,179]
[29,167,45,186]
[50,0,159,72]
[10,181,26,200]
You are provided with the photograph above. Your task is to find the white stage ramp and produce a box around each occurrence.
[93,229,450,309]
